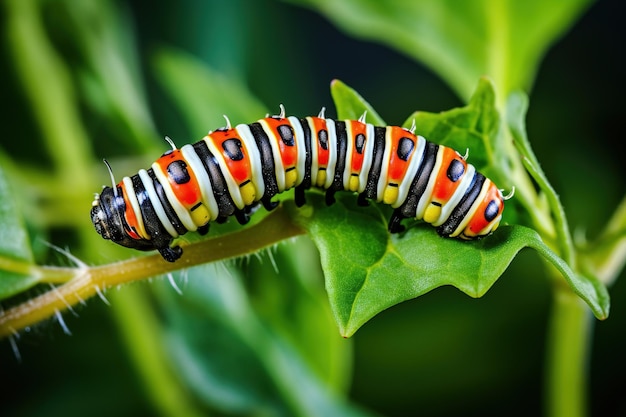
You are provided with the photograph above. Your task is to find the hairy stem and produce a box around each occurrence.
[0,206,304,338]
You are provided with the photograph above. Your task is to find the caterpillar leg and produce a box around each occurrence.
[197,224,210,236]
[357,193,369,207]
[294,185,306,207]
[159,245,183,263]
[262,196,279,211]
[325,189,336,206]
[388,209,406,233]
[234,209,250,225]
[245,202,262,216]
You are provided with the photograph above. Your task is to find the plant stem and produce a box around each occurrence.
[485,0,509,103]
[545,286,591,417]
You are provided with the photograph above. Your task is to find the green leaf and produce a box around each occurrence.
[289,0,593,99]
[527,236,610,322]
[506,90,576,265]
[505,91,535,164]
[404,77,503,174]
[289,194,608,337]
[0,167,38,300]
[330,79,385,124]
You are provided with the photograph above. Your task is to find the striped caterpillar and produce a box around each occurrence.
[91,106,505,262]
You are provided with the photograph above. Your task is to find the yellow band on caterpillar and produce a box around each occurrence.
[348,175,359,192]
[383,184,399,205]
[240,181,256,206]
[190,203,210,227]
[285,168,297,189]
[316,170,327,188]
[423,202,442,224]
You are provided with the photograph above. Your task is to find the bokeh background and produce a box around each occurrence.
[1,0,624,416]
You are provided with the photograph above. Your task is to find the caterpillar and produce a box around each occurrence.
[91,106,505,262]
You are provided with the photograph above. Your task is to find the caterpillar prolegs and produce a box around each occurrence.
[91,106,505,262]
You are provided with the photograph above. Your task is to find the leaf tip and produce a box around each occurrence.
[330,79,347,91]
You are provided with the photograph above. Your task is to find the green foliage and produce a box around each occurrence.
[126,255,361,416]
[289,0,593,99]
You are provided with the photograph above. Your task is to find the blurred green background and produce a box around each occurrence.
[1,0,625,416]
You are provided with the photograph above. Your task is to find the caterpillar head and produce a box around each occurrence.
[91,186,182,262]
[91,186,156,251]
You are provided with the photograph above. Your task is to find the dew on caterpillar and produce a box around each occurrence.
[91,105,507,262]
